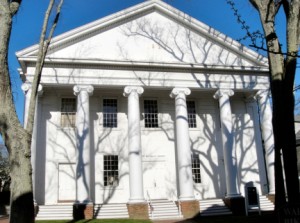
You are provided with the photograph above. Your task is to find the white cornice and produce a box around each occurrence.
[19,57,269,75]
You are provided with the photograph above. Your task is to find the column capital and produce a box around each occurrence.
[21,83,31,92]
[213,89,234,100]
[123,86,144,97]
[73,85,94,96]
[170,87,191,98]
[255,89,271,100]
[21,83,43,96]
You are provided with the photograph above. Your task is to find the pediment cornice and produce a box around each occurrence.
[16,0,268,70]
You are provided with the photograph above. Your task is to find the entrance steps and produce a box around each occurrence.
[94,203,129,219]
[35,205,73,220]
[259,195,275,212]
[148,199,183,220]
[199,199,232,216]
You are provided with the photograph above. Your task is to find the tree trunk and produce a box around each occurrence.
[8,134,34,223]
[0,1,34,222]
[249,0,300,210]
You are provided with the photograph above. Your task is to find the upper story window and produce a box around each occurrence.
[144,100,158,128]
[187,101,197,128]
[103,155,119,187]
[61,98,76,127]
[103,99,117,128]
[191,154,201,184]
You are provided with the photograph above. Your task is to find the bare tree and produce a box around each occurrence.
[0,0,64,222]
[245,0,300,210]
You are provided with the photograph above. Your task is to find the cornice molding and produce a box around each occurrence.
[20,58,269,75]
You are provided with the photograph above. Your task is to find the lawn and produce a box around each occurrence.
[35,219,151,223]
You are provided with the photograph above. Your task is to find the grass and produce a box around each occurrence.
[35,220,151,223]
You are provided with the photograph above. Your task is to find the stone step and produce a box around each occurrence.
[94,203,129,219]
[148,199,182,220]
[199,199,232,216]
[35,205,73,220]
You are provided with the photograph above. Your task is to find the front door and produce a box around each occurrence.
[143,161,166,200]
[58,163,76,202]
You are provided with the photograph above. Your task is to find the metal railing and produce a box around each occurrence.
[146,190,153,219]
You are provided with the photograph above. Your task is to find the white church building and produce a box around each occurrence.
[17,0,275,220]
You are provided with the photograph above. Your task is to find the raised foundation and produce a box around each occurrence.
[179,200,200,219]
[73,203,94,220]
[223,196,245,215]
[267,194,275,204]
[127,202,149,219]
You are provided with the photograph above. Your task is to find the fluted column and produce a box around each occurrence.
[21,83,43,202]
[256,90,275,194]
[170,87,195,201]
[214,89,240,197]
[123,86,145,203]
[73,85,94,203]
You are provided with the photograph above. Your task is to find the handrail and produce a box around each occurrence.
[173,198,182,217]
[178,200,182,217]
[146,190,153,218]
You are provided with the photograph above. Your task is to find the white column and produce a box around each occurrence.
[21,83,32,129]
[21,83,43,202]
[123,86,145,203]
[73,85,94,203]
[214,89,240,197]
[256,90,275,194]
[170,87,195,201]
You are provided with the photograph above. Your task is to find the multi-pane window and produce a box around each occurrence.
[191,154,201,183]
[187,101,197,128]
[61,98,76,127]
[104,155,119,186]
[144,100,158,128]
[103,99,117,128]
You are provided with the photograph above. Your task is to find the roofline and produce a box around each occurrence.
[16,0,268,68]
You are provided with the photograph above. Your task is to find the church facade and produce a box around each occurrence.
[17,0,275,219]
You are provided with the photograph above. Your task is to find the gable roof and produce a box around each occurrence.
[16,0,268,72]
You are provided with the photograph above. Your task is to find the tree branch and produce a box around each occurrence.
[9,0,22,16]
[26,0,64,133]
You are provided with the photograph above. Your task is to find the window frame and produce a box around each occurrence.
[103,155,119,187]
[102,98,118,128]
[60,98,77,128]
[143,99,160,129]
[187,100,197,128]
[191,154,201,184]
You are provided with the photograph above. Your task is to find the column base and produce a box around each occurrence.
[73,203,94,220]
[127,202,149,219]
[179,200,200,219]
[223,196,245,215]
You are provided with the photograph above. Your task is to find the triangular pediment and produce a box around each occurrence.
[17,0,268,68]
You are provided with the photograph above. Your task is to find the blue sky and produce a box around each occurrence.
[3,0,297,143]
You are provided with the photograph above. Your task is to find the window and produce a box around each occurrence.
[103,155,119,186]
[103,99,117,128]
[144,100,158,128]
[61,98,76,127]
[187,101,197,128]
[191,154,201,183]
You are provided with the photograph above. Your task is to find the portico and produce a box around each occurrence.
[17,0,274,219]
